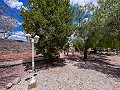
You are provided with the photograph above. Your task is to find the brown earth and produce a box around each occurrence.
[0,53,41,61]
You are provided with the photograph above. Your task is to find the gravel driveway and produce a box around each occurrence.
[8,53,120,90]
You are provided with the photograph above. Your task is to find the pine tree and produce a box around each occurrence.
[21,0,74,59]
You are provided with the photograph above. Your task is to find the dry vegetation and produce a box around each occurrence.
[0,39,31,55]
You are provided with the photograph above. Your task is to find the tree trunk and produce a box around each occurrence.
[93,47,97,53]
[84,48,88,59]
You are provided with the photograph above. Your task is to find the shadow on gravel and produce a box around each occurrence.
[74,54,120,79]
[63,54,83,62]
[23,57,66,72]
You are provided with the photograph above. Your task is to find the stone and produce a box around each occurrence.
[6,82,13,89]
[28,79,36,90]
[27,70,33,73]
[52,62,57,65]
[13,77,21,85]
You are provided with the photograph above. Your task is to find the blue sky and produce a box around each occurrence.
[0,0,97,41]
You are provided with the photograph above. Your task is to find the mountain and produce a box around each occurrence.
[0,39,31,55]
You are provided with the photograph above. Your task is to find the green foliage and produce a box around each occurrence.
[73,0,120,58]
[74,3,95,49]
[91,0,120,49]
[75,0,120,50]
[21,0,74,58]
[72,37,85,51]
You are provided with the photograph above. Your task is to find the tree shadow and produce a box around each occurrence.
[23,57,67,73]
[63,54,83,62]
[74,54,120,79]
[94,52,118,56]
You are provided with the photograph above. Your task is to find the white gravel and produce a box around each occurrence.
[9,59,120,90]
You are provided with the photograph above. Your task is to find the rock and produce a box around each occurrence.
[13,77,21,85]
[6,82,13,89]
[52,62,57,65]
[27,70,33,73]
[28,79,36,90]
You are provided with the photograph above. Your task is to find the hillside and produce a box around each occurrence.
[0,39,32,55]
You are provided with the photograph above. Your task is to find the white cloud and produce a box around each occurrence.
[13,22,22,27]
[12,31,25,36]
[0,30,26,41]
[3,0,23,10]
[17,22,22,26]
[9,31,27,41]
[70,0,98,6]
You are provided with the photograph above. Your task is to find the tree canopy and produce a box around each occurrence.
[73,0,120,59]
[21,0,74,58]
[89,0,120,49]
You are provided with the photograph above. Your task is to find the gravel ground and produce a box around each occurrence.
[8,53,120,90]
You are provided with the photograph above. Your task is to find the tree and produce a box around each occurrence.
[74,0,120,59]
[73,3,95,59]
[72,37,84,51]
[0,16,17,38]
[21,0,74,59]
[97,0,120,49]
[87,0,120,51]
[0,3,17,39]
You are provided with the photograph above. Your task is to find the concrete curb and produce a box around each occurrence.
[0,56,43,67]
